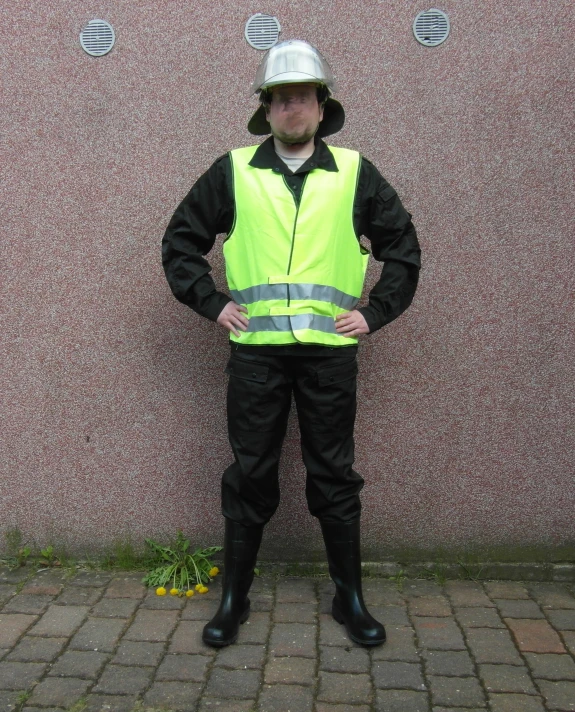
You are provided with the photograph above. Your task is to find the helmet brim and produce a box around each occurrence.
[247,97,345,138]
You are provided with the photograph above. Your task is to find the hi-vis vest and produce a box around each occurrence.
[224,144,369,346]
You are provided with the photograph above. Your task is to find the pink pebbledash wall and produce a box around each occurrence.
[1,1,573,561]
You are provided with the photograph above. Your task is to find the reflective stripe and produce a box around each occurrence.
[247,314,339,335]
[230,283,359,310]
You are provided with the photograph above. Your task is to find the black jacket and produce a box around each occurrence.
[162,137,421,341]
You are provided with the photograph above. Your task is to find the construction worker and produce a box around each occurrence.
[162,40,421,647]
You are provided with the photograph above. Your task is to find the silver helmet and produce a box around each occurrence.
[247,39,345,138]
[251,39,336,94]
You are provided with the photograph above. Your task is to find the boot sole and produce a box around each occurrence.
[332,602,386,647]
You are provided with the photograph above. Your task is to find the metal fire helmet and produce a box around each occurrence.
[247,39,345,138]
[251,39,337,94]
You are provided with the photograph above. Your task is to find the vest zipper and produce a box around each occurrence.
[282,175,308,305]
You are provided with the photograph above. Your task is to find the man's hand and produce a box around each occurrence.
[335,310,370,337]
[217,302,249,337]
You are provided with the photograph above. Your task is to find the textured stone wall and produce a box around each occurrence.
[1,0,573,560]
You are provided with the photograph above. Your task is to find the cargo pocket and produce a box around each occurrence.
[225,357,275,432]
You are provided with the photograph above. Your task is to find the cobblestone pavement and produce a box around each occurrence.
[1,567,575,711]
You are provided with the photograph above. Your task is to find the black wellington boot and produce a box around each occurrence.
[320,519,386,646]
[202,519,264,647]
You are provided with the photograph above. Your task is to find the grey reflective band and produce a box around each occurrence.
[247,314,339,334]
[230,283,359,311]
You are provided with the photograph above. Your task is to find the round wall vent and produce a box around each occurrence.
[245,13,281,50]
[80,19,116,57]
[413,9,450,47]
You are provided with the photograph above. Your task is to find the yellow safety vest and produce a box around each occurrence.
[224,144,369,346]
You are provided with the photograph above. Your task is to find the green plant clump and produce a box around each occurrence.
[142,531,221,591]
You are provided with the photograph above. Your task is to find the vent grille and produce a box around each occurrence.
[80,19,116,57]
[245,13,281,50]
[413,9,450,47]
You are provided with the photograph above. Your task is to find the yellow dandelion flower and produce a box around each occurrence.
[169,588,179,596]
[156,587,167,596]
[199,586,209,594]
[195,583,203,591]
[186,589,194,598]
[209,567,219,577]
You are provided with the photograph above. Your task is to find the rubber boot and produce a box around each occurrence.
[320,519,386,646]
[202,519,264,647]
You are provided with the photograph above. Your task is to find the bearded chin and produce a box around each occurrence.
[272,123,320,146]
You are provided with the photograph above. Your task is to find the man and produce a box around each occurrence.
[162,40,421,648]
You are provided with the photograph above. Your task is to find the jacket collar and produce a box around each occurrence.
[248,136,339,175]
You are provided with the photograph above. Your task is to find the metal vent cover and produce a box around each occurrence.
[80,19,116,56]
[245,13,281,50]
[413,9,450,47]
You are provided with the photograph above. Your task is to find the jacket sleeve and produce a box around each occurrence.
[355,157,421,333]
[161,155,234,322]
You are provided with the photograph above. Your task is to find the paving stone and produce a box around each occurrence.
[141,590,186,609]
[370,605,410,626]
[316,705,371,712]
[273,602,316,623]
[506,618,566,653]
[180,598,217,621]
[55,587,103,606]
[69,617,127,651]
[317,671,372,704]
[2,595,54,615]
[82,694,138,711]
[374,689,429,711]
[0,614,37,647]
[428,675,486,707]
[529,584,575,609]
[484,582,530,599]
[412,616,466,650]
[6,636,67,662]
[264,655,317,685]
[0,661,47,690]
[111,640,165,666]
[198,699,255,712]
[563,631,575,655]
[145,681,202,711]
[546,610,575,630]
[319,645,370,673]
[432,708,486,712]
[240,611,271,644]
[71,572,113,587]
[32,571,69,587]
[26,677,90,707]
[0,569,29,585]
[362,580,405,606]
[445,581,493,607]
[156,653,210,681]
[251,594,274,613]
[409,596,452,617]
[371,625,420,662]
[537,680,575,710]
[48,650,108,679]
[169,620,216,655]
[455,606,505,628]
[28,605,89,637]
[90,597,139,618]
[269,622,317,658]
[488,693,546,712]
[20,585,62,597]
[494,599,545,618]
[204,667,261,698]
[0,690,20,712]
[275,578,316,604]
[479,663,537,693]
[92,663,153,694]
[319,613,351,647]
[372,660,425,690]
[214,643,266,669]
[465,628,524,664]
[123,608,179,641]
[0,585,16,606]
[524,652,575,680]
[403,580,443,597]
[421,649,475,676]
[258,683,313,711]
[104,576,146,599]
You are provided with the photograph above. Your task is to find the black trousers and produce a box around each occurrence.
[221,347,364,526]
